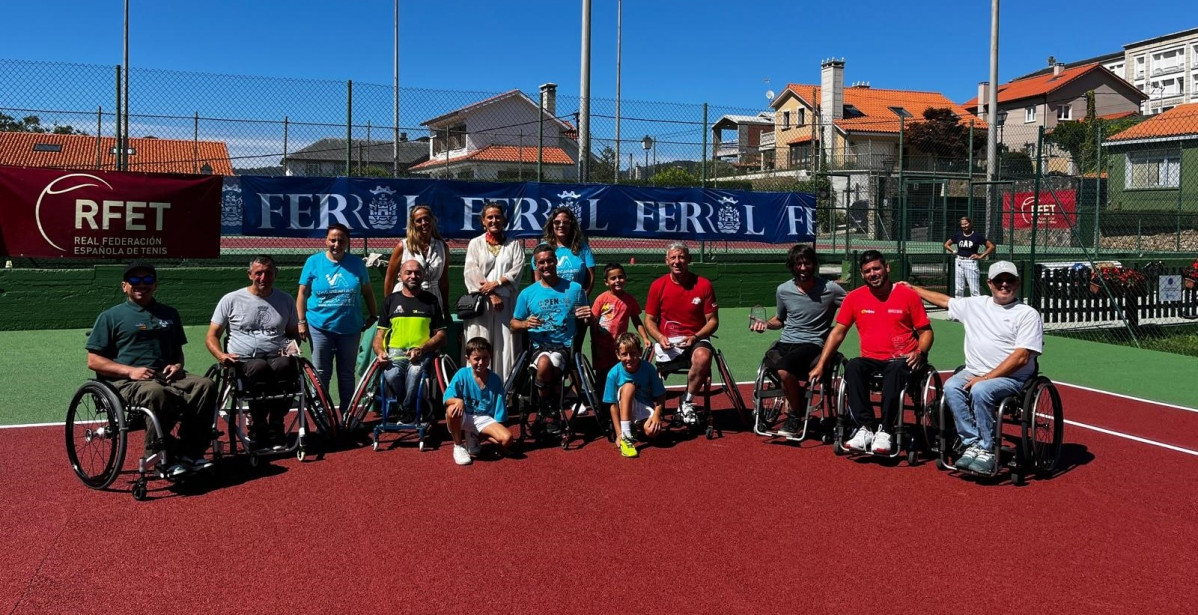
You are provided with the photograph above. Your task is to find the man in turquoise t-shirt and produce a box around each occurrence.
[86,262,217,478]
[512,244,591,417]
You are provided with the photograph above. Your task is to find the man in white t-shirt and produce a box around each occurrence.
[902,261,1043,475]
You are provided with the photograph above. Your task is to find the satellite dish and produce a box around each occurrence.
[765,89,775,100]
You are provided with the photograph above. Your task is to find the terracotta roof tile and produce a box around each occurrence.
[962,63,1145,108]
[777,84,982,135]
[409,145,573,171]
[0,131,234,175]
[1107,102,1198,142]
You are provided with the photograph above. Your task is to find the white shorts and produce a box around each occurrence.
[618,389,655,422]
[463,413,498,434]
[533,350,566,370]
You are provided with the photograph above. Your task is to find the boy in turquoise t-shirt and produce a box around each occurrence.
[602,333,666,458]
[443,337,514,466]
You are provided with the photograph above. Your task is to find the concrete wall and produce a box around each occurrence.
[0,262,790,331]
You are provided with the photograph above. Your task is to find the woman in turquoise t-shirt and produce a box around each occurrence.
[296,223,378,413]
[533,206,595,294]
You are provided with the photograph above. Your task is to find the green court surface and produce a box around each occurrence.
[3,307,1195,426]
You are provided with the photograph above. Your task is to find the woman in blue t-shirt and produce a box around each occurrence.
[296,223,378,413]
[534,206,595,294]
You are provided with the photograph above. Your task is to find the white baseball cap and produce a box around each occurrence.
[988,261,1019,280]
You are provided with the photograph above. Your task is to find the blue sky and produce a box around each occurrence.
[3,0,1191,109]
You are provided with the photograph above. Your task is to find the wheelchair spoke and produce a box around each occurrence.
[66,382,126,490]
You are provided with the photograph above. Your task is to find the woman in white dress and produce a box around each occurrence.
[383,205,450,316]
[463,203,525,381]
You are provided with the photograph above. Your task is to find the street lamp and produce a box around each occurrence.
[642,135,653,181]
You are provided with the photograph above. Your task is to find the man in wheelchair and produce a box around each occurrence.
[86,262,217,478]
[512,244,592,434]
[750,245,846,436]
[643,242,719,426]
[371,259,448,423]
[901,261,1043,475]
[810,250,933,455]
[206,255,301,448]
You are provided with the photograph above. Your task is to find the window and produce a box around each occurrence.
[497,169,523,181]
[796,109,805,126]
[1056,105,1072,121]
[1135,56,1146,79]
[1126,149,1181,189]
[1150,76,1184,98]
[32,143,62,152]
[842,104,865,119]
[432,123,466,154]
[1151,48,1184,74]
[303,162,320,176]
[781,111,791,130]
[1024,106,1037,123]
[456,169,474,180]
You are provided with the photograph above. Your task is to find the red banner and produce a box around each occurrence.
[0,166,221,258]
[1002,189,1077,230]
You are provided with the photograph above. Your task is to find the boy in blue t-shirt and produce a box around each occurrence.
[602,332,666,458]
[443,337,513,466]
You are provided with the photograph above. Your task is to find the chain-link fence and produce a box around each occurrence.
[3,58,1196,354]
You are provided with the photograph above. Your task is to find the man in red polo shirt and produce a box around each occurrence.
[809,250,933,454]
[644,242,719,426]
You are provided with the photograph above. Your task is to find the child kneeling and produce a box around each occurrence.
[444,337,514,466]
[602,332,666,458]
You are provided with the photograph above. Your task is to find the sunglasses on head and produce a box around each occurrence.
[126,275,156,285]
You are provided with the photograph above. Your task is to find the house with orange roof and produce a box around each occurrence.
[409,83,579,181]
[764,59,983,173]
[0,131,233,175]
[963,62,1146,161]
[1103,102,1198,214]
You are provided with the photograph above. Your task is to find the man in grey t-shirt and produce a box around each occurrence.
[751,245,846,435]
[206,255,300,445]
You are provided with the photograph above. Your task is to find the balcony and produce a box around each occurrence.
[714,142,740,159]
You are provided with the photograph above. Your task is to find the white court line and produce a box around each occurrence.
[1050,380,1198,415]
[1064,419,1198,457]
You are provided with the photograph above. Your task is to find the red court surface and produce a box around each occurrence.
[2,383,1194,614]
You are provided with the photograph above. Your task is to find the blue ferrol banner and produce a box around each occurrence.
[234,176,815,243]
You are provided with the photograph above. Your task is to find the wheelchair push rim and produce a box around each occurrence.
[66,381,127,490]
[1022,377,1064,476]
[298,357,339,440]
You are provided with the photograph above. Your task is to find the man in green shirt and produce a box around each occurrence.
[86,262,217,478]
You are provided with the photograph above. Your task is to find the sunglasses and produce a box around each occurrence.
[552,220,571,227]
[990,276,1018,287]
[125,275,156,285]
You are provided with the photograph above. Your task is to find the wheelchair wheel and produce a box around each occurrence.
[916,367,943,453]
[343,360,382,432]
[714,349,748,424]
[298,358,339,440]
[66,381,127,490]
[832,374,850,455]
[1021,377,1063,476]
[753,363,784,431]
[575,354,611,440]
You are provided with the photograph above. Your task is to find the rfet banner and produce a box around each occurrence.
[1002,189,1077,230]
[235,176,816,242]
[0,166,221,258]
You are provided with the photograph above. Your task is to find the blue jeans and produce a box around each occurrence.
[381,354,430,416]
[309,326,361,412]
[943,370,1025,450]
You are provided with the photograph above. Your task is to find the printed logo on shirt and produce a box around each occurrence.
[887,309,904,315]
[325,272,345,286]
[861,309,876,314]
[691,297,701,305]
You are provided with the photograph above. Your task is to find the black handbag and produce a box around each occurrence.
[455,292,486,319]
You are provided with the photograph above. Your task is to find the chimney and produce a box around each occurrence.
[400,132,408,142]
[539,83,557,117]
[1053,63,1065,77]
[820,58,845,160]
[977,81,989,121]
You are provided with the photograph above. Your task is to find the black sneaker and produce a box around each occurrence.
[778,414,801,437]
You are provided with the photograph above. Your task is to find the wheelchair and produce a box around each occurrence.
[341,352,457,452]
[650,339,748,440]
[753,343,845,444]
[832,359,943,464]
[504,345,609,449]
[933,365,1064,484]
[204,355,339,467]
[66,378,216,501]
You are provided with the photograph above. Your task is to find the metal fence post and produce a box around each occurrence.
[1030,126,1044,306]
[283,116,289,174]
[193,112,199,174]
[114,65,122,171]
[346,80,353,176]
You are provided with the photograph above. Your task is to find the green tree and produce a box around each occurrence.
[902,107,986,160]
[0,112,87,135]
[650,166,699,187]
[589,145,618,183]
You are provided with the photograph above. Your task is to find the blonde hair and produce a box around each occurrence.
[404,205,443,253]
[615,331,643,355]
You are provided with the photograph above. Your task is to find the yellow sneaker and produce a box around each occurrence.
[618,436,639,458]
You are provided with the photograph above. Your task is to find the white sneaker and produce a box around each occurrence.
[452,444,473,466]
[845,426,874,451]
[680,401,698,425]
[872,430,892,454]
[465,431,482,457]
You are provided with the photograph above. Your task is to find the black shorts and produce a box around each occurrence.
[765,342,823,378]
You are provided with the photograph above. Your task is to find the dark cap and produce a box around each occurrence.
[123,261,157,280]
